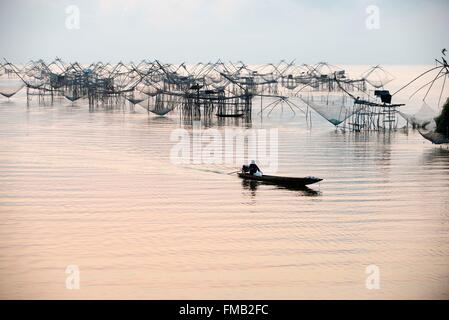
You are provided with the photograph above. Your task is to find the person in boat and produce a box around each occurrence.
[242,160,263,177]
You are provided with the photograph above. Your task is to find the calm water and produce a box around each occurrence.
[0,66,449,299]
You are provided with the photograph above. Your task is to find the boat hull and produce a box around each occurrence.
[238,173,322,186]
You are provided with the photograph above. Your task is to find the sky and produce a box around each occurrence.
[0,0,448,64]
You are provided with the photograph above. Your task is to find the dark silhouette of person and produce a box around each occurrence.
[248,160,262,176]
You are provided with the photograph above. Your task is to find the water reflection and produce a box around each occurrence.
[147,115,176,125]
[422,146,449,167]
[241,178,320,196]
[179,113,253,128]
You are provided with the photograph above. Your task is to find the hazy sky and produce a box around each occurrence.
[0,0,448,64]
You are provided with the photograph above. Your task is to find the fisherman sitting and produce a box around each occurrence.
[242,160,263,177]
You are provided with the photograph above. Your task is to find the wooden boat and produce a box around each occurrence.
[216,113,244,118]
[238,172,322,186]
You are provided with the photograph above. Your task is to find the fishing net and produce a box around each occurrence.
[300,92,361,126]
[29,79,46,89]
[210,79,229,90]
[419,129,449,144]
[360,65,395,88]
[141,87,159,97]
[140,80,163,97]
[21,69,45,88]
[399,102,438,127]
[148,105,175,116]
[125,90,148,105]
[137,95,180,116]
[312,62,343,77]
[0,79,24,98]
[205,74,223,84]
[64,88,84,102]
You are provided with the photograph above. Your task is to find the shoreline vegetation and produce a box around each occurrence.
[419,98,449,144]
[435,98,449,136]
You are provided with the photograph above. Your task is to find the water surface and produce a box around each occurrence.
[1,65,449,299]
